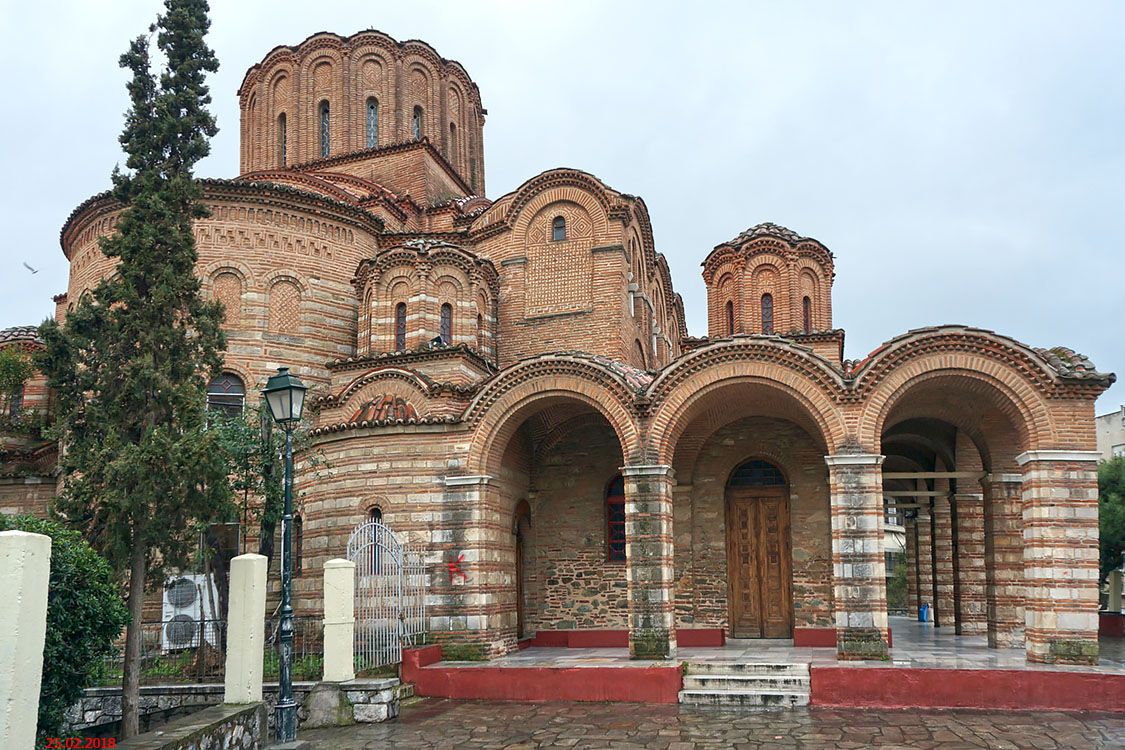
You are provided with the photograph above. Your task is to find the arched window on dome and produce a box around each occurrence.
[412,106,423,140]
[802,296,812,334]
[551,216,566,242]
[606,474,626,562]
[395,302,407,351]
[761,293,774,335]
[319,100,330,158]
[725,300,735,336]
[476,313,484,350]
[439,303,453,345]
[277,113,287,167]
[365,98,379,149]
[206,372,245,417]
[449,122,457,159]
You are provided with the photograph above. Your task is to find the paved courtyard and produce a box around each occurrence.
[301,699,1125,749]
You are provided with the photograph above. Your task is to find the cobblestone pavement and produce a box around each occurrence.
[300,699,1125,749]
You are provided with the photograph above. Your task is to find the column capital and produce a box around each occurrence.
[620,464,675,479]
[443,474,493,487]
[824,453,885,467]
[1015,450,1100,466]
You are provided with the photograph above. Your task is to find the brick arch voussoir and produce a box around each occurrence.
[510,182,611,237]
[858,352,1056,452]
[647,360,847,465]
[467,377,639,476]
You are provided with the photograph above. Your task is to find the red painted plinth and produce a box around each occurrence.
[811,667,1125,711]
[792,628,893,647]
[676,628,726,647]
[1100,612,1125,638]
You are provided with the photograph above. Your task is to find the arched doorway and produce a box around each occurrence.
[726,459,792,638]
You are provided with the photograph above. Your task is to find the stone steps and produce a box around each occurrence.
[679,662,810,710]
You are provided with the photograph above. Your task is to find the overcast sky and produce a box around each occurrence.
[2,1,1123,410]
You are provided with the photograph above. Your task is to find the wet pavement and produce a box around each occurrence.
[300,699,1125,749]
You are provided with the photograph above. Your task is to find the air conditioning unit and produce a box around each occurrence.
[161,573,218,652]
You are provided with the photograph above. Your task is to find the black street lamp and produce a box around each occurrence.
[262,367,307,744]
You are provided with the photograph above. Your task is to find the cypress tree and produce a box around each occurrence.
[37,0,232,737]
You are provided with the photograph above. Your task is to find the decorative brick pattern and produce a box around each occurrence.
[984,475,1025,648]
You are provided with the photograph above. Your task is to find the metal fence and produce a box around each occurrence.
[98,616,323,686]
[347,521,428,671]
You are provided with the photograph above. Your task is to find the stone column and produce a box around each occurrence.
[1017,450,1101,664]
[954,492,988,635]
[983,473,1025,648]
[932,491,955,628]
[825,454,889,660]
[224,553,267,704]
[323,558,356,682]
[915,504,934,619]
[0,530,51,750]
[621,464,676,659]
[905,513,919,613]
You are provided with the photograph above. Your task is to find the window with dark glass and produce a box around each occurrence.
[7,385,23,418]
[206,373,245,416]
[439,303,453,345]
[725,300,735,335]
[277,113,287,167]
[365,98,379,148]
[476,313,484,350]
[606,474,626,562]
[369,507,383,524]
[412,106,423,140]
[802,296,812,334]
[395,303,407,350]
[761,293,774,334]
[448,122,457,158]
[551,216,566,242]
[728,459,786,487]
[319,101,330,158]
[294,514,303,576]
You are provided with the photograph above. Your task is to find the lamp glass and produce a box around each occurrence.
[262,367,307,424]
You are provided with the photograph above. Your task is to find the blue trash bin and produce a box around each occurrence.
[918,603,929,622]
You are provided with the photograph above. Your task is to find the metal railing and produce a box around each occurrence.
[98,616,323,686]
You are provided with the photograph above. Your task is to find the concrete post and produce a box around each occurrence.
[621,464,677,659]
[825,454,889,660]
[1017,450,1101,665]
[224,553,268,703]
[0,530,52,750]
[323,559,356,682]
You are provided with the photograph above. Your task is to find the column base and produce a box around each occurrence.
[836,627,889,661]
[1027,636,1099,666]
[629,628,676,660]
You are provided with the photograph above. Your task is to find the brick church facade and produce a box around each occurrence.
[0,30,1114,665]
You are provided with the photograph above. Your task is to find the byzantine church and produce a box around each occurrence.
[0,30,1113,664]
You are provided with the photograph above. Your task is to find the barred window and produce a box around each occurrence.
[439,303,453,345]
[365,98,379,148]
[729,459,785,487]
[277,113,287,167]
[412,106,423,140]
[551,216,566,242]
[395,303,407,350]
[319,101,330,158]
[761,293,774,334]
[606,474,626,562]
[726,300,735,335]
[206,373,245,416]
[802,296,812,334]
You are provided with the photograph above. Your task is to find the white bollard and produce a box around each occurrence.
[322,559,356,682]
[0,530,52,749]
[224,553,267,704]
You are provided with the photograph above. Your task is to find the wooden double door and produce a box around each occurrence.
[727,487,793,638]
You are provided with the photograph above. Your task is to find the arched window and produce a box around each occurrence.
[368,507,383,525]
[277,113,287,167]
[412,106,423,140]
[802,296,812,334]
[476,313,484,350]
[7,384,23,418]
[293,514,303,576]
[448,122,457,158]
[319,101,330,158]
[606,474,626,562]
[725,300,735,335]
[551,216,566,242]
[439,303,453,345]
[365,98,379,148]
[395,302,407,351]
[728,459,786,487]
[206,373,245,416]
[761,293,774,335]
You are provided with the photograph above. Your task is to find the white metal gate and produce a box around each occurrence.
[346,521,427,670]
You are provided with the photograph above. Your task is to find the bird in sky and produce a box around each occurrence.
[22,262,38,274]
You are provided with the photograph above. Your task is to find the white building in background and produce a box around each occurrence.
[1096,405,1125,460]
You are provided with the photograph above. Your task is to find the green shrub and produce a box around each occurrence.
[0,515,129,742]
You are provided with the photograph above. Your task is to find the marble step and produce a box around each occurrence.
[683,674,810,692]
[679,689,811,708]
[683,661,810,677]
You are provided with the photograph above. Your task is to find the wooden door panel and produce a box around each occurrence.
[727,489,792,639]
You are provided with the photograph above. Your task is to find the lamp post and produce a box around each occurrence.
[262,367,307,744]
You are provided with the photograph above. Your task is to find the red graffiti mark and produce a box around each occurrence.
[448,553,468,582]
